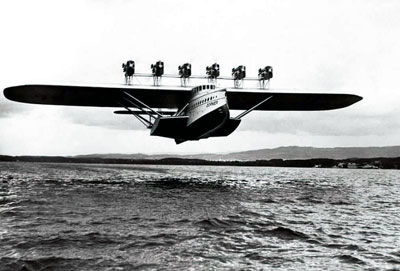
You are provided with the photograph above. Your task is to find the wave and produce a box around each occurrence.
[0,256,96,271]
[15,232,119,250]
[337,254,366,265]
[119,233,196,250]
[195,218,233,229]
[1,163,399,270]
[255,226,310,241]
[325,243,363,251]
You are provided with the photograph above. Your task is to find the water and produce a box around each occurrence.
[1,163,400,271]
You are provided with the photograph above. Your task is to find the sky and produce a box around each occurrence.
[0,0,399,155]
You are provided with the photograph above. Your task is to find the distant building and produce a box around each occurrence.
[348,163,358,169]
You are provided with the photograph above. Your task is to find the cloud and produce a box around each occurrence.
[239,108,400,137]
[58,107,146,130]
[56,104,400,140]
[0,100,31,118]
[1,0,400,155]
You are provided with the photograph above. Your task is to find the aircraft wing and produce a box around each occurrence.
[3,84,362,111]
[226,89,362,111]
[3,84,192,109]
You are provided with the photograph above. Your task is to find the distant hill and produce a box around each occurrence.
[73,146,400,161]
[74,153,151,160]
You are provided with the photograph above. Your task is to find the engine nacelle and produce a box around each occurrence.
[122,60,135,77]
[151,61,164,77]
[258,66,273,80]
[232,65,246,80]
[178,63,192,78]
[206,63,220,79]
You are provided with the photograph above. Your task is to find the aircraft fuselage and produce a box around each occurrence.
[150,84,241,143]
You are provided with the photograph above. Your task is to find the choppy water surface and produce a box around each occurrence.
[1,163,400,270]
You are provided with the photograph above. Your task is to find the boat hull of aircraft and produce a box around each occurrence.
[151,85,233,143]
[150,104,232,143]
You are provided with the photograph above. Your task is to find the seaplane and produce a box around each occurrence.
[3,60,362,144]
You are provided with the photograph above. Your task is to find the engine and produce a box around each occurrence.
[258,66,273,80]
[122,60,135,84]
[178,63,192,78]
[232,65,246,80]
[206,63,220,80]
[151,61,164,77]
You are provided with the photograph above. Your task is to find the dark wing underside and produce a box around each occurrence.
[227,90,362,111]
[3,84,192,109]
[4,84,362,111]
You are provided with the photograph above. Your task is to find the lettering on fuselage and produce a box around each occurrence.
[206,101,218,107]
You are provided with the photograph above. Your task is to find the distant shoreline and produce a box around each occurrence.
[1,155,399,170]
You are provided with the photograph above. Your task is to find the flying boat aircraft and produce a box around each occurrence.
[3,61,362,144]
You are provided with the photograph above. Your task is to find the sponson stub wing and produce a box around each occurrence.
[4,84,362,111]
